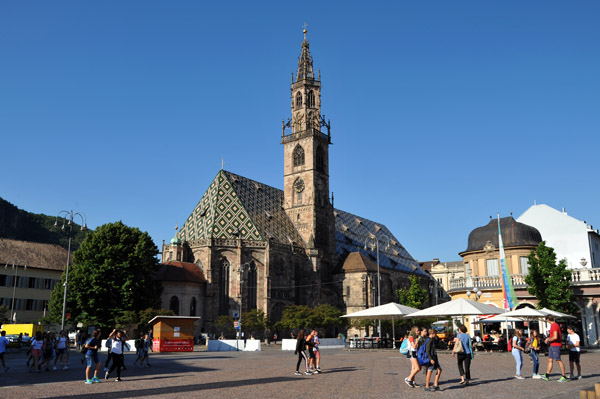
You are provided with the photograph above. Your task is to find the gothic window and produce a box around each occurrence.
[293,145,305,167]
[316,145,324,172]
[247,262,257,311]
[170,296,180,315]
[307,90,315,108]
[190,296,197,316]
[295,92,302,107]
[297,190,302,203]
[219,258,230,315]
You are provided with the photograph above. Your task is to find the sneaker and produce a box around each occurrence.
[294,371,302,376]
[412,381,420,388]
[316,367,321,371]
[557,376,568,382]
[85,379,93,384]
[63,366,69,371]
[433,386,441,391]
[424,387,434,392]
[4,367,10,372]
[92,377,101,383]
[532,374,541,379]
[105,371,110,380]
[104,367,109,372]
[304,371,312,375]
[515,375,525,380]
[404,378,413,387]
[541,375,549,381]
[313,370,319,374]
[577,375,583,380]
[115,377,121,382]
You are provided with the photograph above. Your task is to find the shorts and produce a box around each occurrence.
[548,346,561,361]
[427,361,441,372]
[137,349,144,357]
[57,348,66,355]
[31,349,41,357]
[0,352,4,360]
[85,354,99,367]
[407,350,417,360]
[569,351,580,364]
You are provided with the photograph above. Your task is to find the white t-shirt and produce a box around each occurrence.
[567,333,580,352]
[110,339,124,355]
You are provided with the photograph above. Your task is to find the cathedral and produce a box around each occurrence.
[160,31,430,332]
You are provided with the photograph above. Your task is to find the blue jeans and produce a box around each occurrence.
[512,349,523,375]
[530,350,539,374]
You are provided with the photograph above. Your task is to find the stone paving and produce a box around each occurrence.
[0,346,597,398]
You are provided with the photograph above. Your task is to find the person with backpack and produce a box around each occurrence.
[105,329,128,382]
[404,326,422,388]
[423,328,443,391]
[84,329,103,384]
[294,330,311,376]
[132,334,144,368]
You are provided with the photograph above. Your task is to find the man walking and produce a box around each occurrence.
[541,315,567,382]
[566,325,582,380]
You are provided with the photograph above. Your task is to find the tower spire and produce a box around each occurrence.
[297,24,314,82]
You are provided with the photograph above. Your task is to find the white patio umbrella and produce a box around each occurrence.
[538,308,576,319]
[342,302,419,348]
[498,307,549,339]
[472,314,522,323]
[407,298,504,318]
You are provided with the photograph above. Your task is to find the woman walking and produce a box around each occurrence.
[511,328,526,379]
[105,329,127,382]
[452,325,473,385]
[404,326,421,388]
[29,331,43,372]
[294,330,312,376]
[527,329,541,378]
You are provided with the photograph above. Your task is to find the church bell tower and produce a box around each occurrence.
[282,29,335,261]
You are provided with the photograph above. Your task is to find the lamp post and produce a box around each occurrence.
[466,289,482,302]
[55,210,87,331]
[5,261,27,323]
[364,234,390,337]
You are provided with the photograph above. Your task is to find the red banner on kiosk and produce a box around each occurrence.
[153,338,193,352]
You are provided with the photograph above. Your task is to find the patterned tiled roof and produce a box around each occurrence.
[178,170,303,245]
[177,170,425,276]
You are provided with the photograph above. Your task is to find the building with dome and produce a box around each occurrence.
[159,31,430,336]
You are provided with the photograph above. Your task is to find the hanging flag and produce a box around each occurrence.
[498,214,519,309]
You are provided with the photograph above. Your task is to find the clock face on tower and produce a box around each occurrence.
[294,178,305,193]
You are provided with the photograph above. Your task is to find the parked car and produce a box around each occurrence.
[5,334,22,348]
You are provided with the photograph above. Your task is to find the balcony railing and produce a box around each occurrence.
[449,268,600,290]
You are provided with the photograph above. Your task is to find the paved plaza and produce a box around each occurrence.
[0,346,597,398]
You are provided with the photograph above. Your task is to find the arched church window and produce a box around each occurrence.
[219,258,230,315]
[316,145,324,172]
[170,296,180,316]
[247,262,257,311]
[295,92,302,107]
[190,296,197,316]
[293,145,305,167]
[307,90,315,108]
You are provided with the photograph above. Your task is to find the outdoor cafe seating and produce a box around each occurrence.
[349,336,392,349]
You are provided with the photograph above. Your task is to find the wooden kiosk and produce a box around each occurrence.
[148,316,201,352]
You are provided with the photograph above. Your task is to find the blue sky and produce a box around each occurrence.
[1,1,599,262]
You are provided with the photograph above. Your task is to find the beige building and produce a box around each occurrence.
[0,239,66,323]
[422,259,464,304]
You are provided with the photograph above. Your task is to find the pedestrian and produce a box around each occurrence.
[305,330,318,373]
[76,330,82,351]
[17,333,23,350]
[104,335,113,372]
[53,330,69,370]
[452,325,473,385]
[39,332,54,372]
[404,326,421,388]
[424,328,443,391]
[132,334,144,368]
[29,331,43,372]
[294,330,311,376]
[312,330,322,372]
[542,315,567,382]
[511,328,526,379]
[273,333,278,345]
[105,329,127,382]
[141,333,152,367]
[0,330,10,372]
[566,325,582,380]
[84,329,103,384]
[527,329,541,378]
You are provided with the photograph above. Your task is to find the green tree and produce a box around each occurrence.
[137,308,175,333]
[274,305,314,330]
[396,275,429,309]
[214,315,235,337]
[0,305,9,324]
[311,304,346,329]
[525,241,575,313]
[48,221,163,327]
[242,309,268,338]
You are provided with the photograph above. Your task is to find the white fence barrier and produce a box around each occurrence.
[281,338,345,350]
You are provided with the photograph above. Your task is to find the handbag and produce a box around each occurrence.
[453,333,464,354]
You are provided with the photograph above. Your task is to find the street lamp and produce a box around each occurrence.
[364,233,390,337]
[5,261,27,323]
[55,210,87,331]
[466,290,482,302]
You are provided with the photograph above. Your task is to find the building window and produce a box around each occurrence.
[247,263,257,311]
[297,191,302,203]
[169,296,180,316]
[293,145,305,167]
[295,92,302,107]
[176,251,181,261]
[316,145,324,172]
[190,297,197,316]
[346,286,350,297]
[520,257,529,275]
[307,90,315,108]
[219,258,230,315]
[26,299,35,311]
[168,252,173,261]
[28,277,37,289]
[464,262,471,277]
[0,275,7,287]
[486,259,499,276]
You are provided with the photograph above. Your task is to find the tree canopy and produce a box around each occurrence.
[48,221,163,327]
[525,241,575,313]
[274,304,346,331]
[396,274,429,309]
